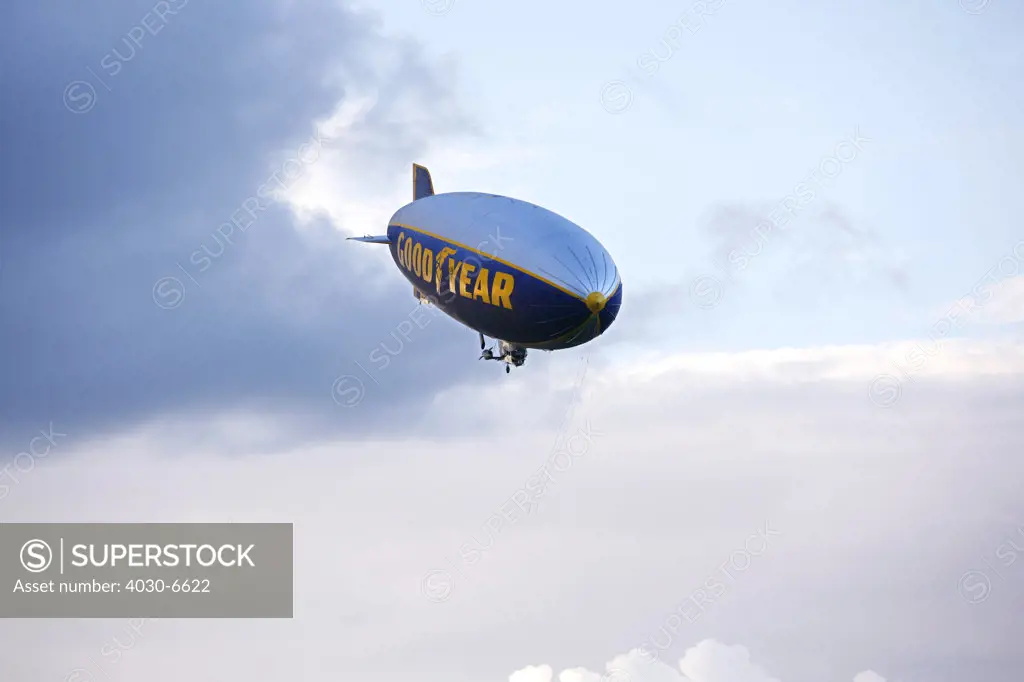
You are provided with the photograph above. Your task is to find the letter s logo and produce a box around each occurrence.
[63,81,97,114]
[20,539,53,573]
[958,570,991,604]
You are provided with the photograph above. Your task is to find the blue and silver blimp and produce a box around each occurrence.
[349,164,622,373]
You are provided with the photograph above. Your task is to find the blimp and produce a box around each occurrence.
[349,164,622,373]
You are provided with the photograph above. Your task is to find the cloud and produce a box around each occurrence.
[0,0,494,446]
[615,337,1024,383]
[615,202,914,345]
[780,205,910,295]
[276,92,547,239]
[2,6,1022,681]
[511,642,884,682]
[697,202,907,299]
[513,664,555,682]
[852,673,887,682]
[677,641,781,682]
[2,336,1022,681]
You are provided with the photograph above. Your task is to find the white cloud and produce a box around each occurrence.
[513,664,555,682]
[278,119,548,240]
[590,337,1024,395]
[678,641,781,682]
[274,86,413,238]
[2,338,1021,682]
[511,642,885,682]
[273,57,550,243]
[852,672,887,682]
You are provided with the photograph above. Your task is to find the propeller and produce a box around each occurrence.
[479,332,486,350]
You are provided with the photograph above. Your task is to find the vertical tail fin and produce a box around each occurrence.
[413,163,434,201]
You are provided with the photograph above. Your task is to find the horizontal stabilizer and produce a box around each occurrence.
[347,235,391,244]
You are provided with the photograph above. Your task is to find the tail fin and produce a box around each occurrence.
[413,163,434,201]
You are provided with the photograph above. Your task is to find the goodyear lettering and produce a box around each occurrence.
[412,243,422,277]
[473,268,491,304]
[435,247,457,295]
[459,263,476,298]
[400,235,516,309]
[396,232,406,268]
[491,272,513,309]
[422,247,433,283]
[448,259,461,294]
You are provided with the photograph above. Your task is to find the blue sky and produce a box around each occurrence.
[353,0,1024,349]
[2,1,1023,681]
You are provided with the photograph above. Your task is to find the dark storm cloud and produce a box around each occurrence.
[0,0,487,448]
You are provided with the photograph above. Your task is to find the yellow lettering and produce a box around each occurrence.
[491,272,514,309]
[435,247,455,295]
[459,264,476,298]
[422,248,433,283]
[396,232,406,268]
[412,242,423,277]
[472,268,491,304]
[403,238,413,271]
[448,259,461,294]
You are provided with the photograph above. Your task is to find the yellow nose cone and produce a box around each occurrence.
[585,291,607,314]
